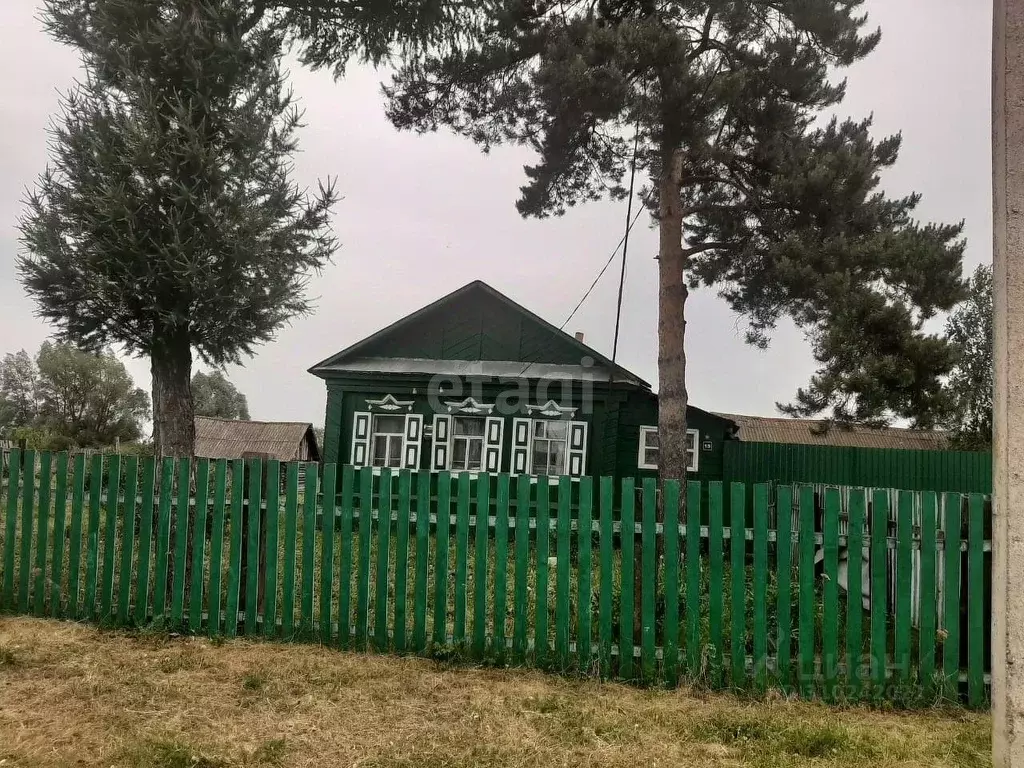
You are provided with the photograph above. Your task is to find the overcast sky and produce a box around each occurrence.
[0,0,993,429]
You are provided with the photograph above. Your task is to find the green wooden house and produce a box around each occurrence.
[310,280,735,483]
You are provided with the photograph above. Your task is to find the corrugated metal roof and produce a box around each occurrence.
[715,412,948,451]
[195,417,320,462]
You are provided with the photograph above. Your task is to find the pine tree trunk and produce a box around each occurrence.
[657,148,689,496]
[151,344,196,458]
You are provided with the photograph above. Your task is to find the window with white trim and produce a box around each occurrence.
[531,419,568,476]
[451,416,485,472]
[371,414,407,468]
[637,427,699,472]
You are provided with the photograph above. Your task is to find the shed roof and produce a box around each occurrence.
[195,416,320,462]
[716,413,948,451]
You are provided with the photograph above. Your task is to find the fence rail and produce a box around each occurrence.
[0,450,992,707]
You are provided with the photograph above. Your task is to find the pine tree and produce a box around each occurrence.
[19,0,338,456]
[384,0,967,485]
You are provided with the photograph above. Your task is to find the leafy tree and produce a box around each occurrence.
[384,1,966,484]
[944,264,993,451]
[0,351,40,435]
[193,370,251,420]
[36,342,150,446]
[19,0,339,457]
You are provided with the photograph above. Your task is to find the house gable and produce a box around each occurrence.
[309,280,648,387]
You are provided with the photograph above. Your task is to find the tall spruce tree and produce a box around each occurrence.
[19,0,338,456]
[384,1,967,485]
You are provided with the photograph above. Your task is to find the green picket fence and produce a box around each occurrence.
[0,450,992,707]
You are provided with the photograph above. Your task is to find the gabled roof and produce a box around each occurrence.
[195,417,321,462]
[309,280,650,387]
[717,412,948,451]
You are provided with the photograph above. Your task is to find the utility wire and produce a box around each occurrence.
[612,123,641,365]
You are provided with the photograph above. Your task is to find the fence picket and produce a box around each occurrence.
[641,477,657,682]
[117,455,139,624]
[895,491,913,681]
[752,483,768,688]
[281,463,299,639]
[823,487,840,700]
[494,474,510,658]
[513,475,530,661]
[320,462,337,644]
[453,472,470,646]
[730,482,745,688]
[170,457,190,629]
[300,462,317,638]
[619,477,635,680]
[84,454,103,621]
[686,481,701,676]
[339,465,356,648]
[186,458,210,633]
[412,470,430,652]
[535,477,551,667]
[968,493,985,707]
[556,476,572,670]
[798,486,815,697]
[474,475,491,659]
[432,471,451,648]
[99,454,122,622]
[395,469,411,652]
[33,451,52,616]
[244,459,263,636]
[207,460,227,635]
[50,453,69,618]
[919,492,938,689]
[1,448,22,610]
[577,477,593,674]
[152,458,174,624]
[375,468,393,650]
[598,476,613,677]
[17,451,37,613]
[775,485,793,690]
[942,493,962,691]
[224,459,245,637]
[871,489,890,693]
[847,489,866,696]
[708,482,724,684]
[356,466,373,650]
[263,460,281,639]
[662,479,680,685]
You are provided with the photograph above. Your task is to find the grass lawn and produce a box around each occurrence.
[0,617,990,768]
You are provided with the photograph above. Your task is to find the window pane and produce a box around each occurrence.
[532,440,549,475]
[644,448,659,467]
[686,449,697,471]
[452,438,467,469]
[374,415,406,435]
[687,431,697,449]
[389,436,403,467]
[468,440,483,471]
[372,436,389,465]
[534,421,547,439]
[550,441,566,475]
[645,430,659,449]
[454,417,486,437]
[545,421,567,439]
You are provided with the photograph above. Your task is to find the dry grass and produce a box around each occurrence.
[0,616,991,768]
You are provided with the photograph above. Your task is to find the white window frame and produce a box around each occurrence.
[369,413,407,469]
[531,419,570,476]
[637,427,699,473]
[449,415,487,473]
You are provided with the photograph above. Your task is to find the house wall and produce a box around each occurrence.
[321,375,730,483]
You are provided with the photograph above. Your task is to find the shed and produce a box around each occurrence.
[717,413,949,451]
[194,417,321,463]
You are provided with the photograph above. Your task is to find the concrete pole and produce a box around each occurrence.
[992,0,1024,764]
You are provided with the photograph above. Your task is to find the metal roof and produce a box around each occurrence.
[195,417,320,462]
[716,412,949,451]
